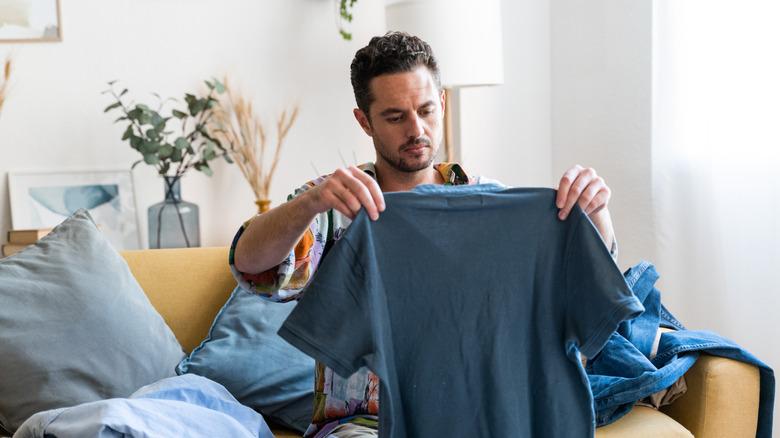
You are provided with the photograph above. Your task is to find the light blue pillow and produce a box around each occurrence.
[177,286,314,432]
[0,209,185,433]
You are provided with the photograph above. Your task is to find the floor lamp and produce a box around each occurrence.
[386,0,505,162]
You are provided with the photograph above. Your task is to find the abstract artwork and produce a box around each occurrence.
[0,0,61,42]
[8,170,141,250]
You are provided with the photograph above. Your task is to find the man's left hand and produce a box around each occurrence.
[555,165,611,220]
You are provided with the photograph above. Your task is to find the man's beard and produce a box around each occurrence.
[376,136,437,173]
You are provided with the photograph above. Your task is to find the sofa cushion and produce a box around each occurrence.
[177,286,314,433]
[595,406,693,437]
[0,209,184,433]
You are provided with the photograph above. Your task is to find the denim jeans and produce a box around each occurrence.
[586,262,775,437]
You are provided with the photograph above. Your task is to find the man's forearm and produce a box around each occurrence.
[233,192,319,275]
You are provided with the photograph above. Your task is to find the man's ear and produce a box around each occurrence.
[354,108,373,137]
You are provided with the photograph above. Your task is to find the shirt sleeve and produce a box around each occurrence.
[228,179,330,303]
[277,232,374,378]
[564,208,644,358]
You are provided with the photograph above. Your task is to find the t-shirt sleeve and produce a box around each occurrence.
[565,209,644,358]
[278,231,374,378]
[228,180,330,303]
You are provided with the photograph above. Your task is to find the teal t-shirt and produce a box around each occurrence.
[279,184,643,437]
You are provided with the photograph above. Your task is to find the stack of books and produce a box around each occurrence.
[2,228,52,257]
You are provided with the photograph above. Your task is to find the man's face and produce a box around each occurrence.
[354,66,445,173]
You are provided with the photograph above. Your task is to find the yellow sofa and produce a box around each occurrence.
[121,247,762,437]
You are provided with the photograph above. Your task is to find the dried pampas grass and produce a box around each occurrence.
[211,79,298,207]
[0,57,11,117]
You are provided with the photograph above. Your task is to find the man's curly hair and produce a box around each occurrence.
[350,31,441,117]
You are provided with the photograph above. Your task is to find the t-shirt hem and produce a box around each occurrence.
[579,297,644,358]
[278,324,357,379]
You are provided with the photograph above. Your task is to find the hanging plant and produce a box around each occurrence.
[337,0,358,40]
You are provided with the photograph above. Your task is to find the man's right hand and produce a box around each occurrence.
[304,165,386,221]
[234,166,385,275]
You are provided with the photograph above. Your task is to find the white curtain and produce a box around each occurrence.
[652,0,780,409]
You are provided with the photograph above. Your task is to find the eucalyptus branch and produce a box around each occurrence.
[103,78,228,179]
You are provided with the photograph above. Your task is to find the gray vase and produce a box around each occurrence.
[148,176,200,249]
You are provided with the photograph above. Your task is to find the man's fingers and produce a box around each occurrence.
[339,170,380,221]
[331,180,362,218]
[560,169,596,219]
[349,166,385,214]
[556,165,582,208]
[584,188,610,216]
[331,168,379,220]
[578,179,603,212]
[324,189,356,220]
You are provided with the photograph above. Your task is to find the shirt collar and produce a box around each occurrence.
[358,162,471,186]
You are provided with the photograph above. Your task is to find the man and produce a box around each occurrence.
[231,32,616,438]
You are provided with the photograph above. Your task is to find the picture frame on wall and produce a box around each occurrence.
[8,169,141,250]
[0,0,62,43]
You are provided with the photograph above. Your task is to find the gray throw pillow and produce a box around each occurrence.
[0,209,184,433]
[177,286,314,433]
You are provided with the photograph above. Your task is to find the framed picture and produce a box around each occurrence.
[0,0,62,43]
[8,169,141,250]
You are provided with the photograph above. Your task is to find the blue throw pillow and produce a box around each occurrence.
[177,286,314,432]
[0,209,184,433]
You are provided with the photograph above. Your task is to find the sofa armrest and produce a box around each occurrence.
[660,354,760,437]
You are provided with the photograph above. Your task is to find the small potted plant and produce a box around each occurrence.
[209,78,298,214]
[103,79,232,248]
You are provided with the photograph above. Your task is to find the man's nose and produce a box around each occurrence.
[405,114,425,138]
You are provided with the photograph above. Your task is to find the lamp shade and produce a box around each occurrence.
[385,0,504,88]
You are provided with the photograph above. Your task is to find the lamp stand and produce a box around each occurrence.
[443,86,455,162]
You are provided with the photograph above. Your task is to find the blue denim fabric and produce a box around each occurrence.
[587,262,775,437]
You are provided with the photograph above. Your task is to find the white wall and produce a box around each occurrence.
[459,0,552,187]
[0,0,386,248]
[550,0,654,271]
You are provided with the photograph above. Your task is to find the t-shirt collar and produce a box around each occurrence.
[358,162,470,186]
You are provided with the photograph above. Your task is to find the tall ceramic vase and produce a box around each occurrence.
[148,176,200,248]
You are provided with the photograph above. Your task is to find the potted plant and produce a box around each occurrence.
[103,79,231,248]
[209,79,298,214]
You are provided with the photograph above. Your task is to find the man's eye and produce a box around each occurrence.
[420,110,434,117]
[387,116,402,123]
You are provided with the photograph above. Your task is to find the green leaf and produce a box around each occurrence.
[172,109,188,119]
[204,79,214,90]
[188,98,207,116]
[158,144,174,159]
[160,161,171,175]
[139,141,161,154]
[130,135,142,149]
[127,108,143,121]
[150,111,164,126]
[107,79,118,86]
[195,162,213,177]
[171,148,183,162]
[143,153,160,165]
[119,88,129,97]
[223,153,234,164]
[214,79,225,94]
[103,102,121,113]
[174,137,190,150]
[122,125,133,141]
[203,148,217,161]
[137,103,151,111]
[114,116,128,123]
[138,111,152,125]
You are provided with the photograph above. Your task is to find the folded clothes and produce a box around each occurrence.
[587,262,775,438]
[14,374,274,438]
